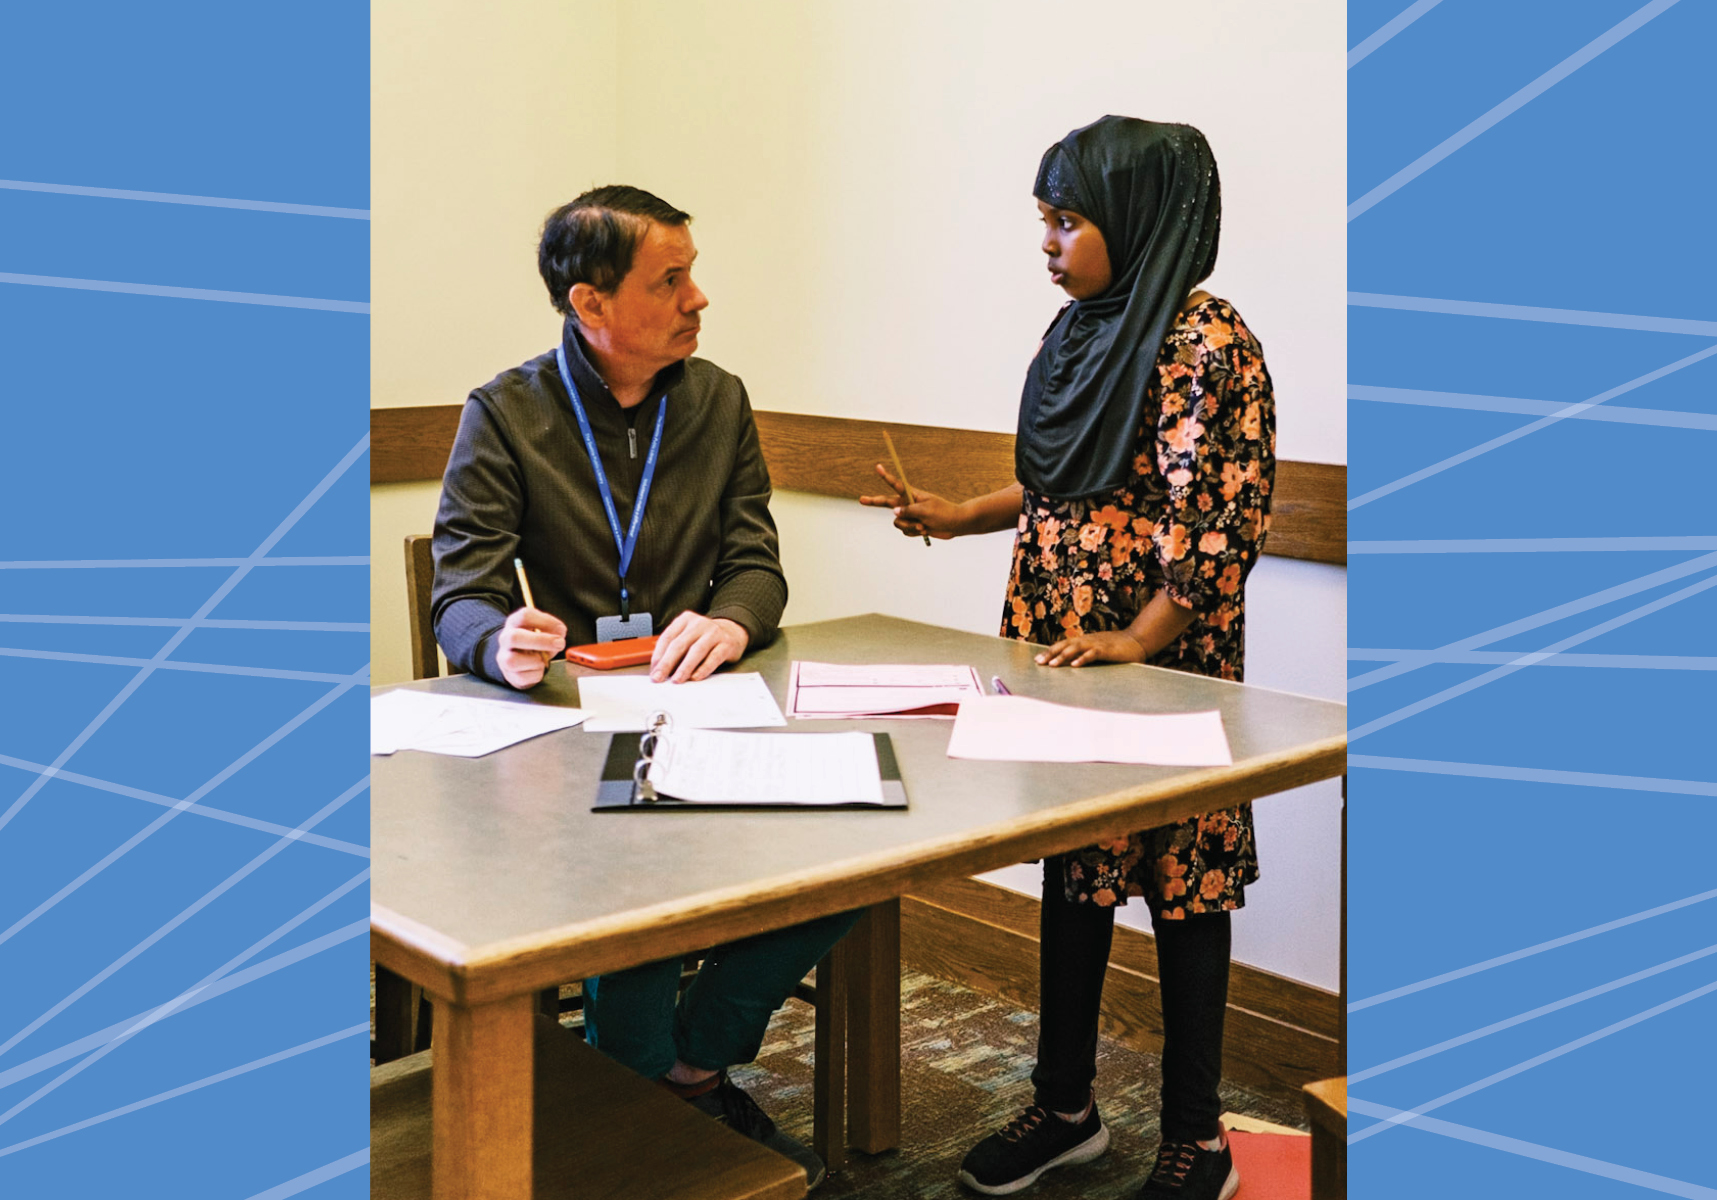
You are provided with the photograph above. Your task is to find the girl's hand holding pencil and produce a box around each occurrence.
[859,464,969,540]
[858,429,965,542]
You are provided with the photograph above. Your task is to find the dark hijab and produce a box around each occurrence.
[1016,116,1221,499]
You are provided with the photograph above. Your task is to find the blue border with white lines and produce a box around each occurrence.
[1,4,369,1195]
[1349,0,1715,1196]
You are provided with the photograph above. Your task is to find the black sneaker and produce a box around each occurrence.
[683,1072,827,1190]
[1133,1128,1239,1200]
[958,1101,1110,1195]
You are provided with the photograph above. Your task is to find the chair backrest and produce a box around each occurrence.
[404,534,463,680]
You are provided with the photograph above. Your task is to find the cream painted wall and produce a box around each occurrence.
[371,0,619,412]
[612,0,1345,464]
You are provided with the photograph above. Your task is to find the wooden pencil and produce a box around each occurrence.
[881,429,932,546]
[513,557,538,610]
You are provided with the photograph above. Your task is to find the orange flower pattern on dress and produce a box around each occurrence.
[1001,298,1274,919]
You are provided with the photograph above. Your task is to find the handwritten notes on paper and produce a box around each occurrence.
[370,689,588,758]
[946,695,1232,766]
[648,729,885,805]
[576,672,787,733]
[787,662,986,719]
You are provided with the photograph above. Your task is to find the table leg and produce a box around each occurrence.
[373,962,418,1064]
[846,899,901,1154]
[813,938,848,1172]
[431,993,535,1200]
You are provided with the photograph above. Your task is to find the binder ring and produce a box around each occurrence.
[632,756,658,802]
[634,710,671,802]
[639,709,672,759]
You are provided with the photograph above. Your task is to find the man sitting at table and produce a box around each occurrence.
[431,185,854,1188]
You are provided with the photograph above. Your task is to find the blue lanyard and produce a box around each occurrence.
[556,343,667,620]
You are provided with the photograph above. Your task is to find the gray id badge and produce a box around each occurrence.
[595,612,653,642]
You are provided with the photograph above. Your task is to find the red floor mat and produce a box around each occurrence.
[1229,1129,1311,1199]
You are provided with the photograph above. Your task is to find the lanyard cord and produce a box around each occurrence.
[555,343,667,620]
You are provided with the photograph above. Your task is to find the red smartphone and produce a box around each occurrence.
[564,635,658,669]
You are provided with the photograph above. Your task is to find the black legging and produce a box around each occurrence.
[1030,855,1231,1143]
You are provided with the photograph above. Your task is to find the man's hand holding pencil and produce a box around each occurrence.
[499,557,566,689]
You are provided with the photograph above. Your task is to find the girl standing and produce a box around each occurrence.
[862,116,1275,1200]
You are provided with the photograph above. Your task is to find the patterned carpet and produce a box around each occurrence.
[372,966,1309,1198]
[731,968,1308,1199]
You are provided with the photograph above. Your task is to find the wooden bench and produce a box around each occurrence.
[1303,1076,1346,1200]
[372,1014,806,1199]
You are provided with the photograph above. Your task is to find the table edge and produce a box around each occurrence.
[372,734,1346,1004]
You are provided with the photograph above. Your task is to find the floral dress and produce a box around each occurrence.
[1003,297,1277,919]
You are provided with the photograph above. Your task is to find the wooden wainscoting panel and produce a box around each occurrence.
[1267,460,1346,566]
[901,877,1341,1107]
[369,405,1345,565]
[751,411,1018,506]
[372,404,463,485]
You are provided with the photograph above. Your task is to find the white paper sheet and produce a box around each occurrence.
[370,689,588,758]
[945,694,1232,766]
[787,662,985,718]
[648,729,883,805]
[576,672,787,732]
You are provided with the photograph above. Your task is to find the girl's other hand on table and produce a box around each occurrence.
[1036,630,1149,668]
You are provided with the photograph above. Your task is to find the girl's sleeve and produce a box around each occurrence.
[1149,312,1276,616]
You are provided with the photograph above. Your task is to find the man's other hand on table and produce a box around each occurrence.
[651,612,748,683]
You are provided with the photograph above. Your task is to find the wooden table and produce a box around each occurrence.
[371,614,1347,1199]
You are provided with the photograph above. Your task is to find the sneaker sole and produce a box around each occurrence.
[956,1122,1111,1196]
[1217,1163,1240,1200]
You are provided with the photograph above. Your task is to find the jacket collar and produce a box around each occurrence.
[560,317,687,411]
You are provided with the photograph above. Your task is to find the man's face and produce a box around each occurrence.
[598,221,709,371]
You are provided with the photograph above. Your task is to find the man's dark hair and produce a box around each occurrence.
[538,185,692,318]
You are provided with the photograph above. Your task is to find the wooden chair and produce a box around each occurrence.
[404,533,460,682]
[373,534,899,1168]
[373,537,460,1062]
[1304,1077,1347,1200]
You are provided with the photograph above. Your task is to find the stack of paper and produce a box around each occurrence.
[575,672,787,732]
[787,662,985,719]
[946,694,1232,766]
[371,689,587,757]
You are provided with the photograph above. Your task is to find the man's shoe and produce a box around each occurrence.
[682,1072,828,1190]
[1132,1128,1239,1200]
[958,1101,1110,1195]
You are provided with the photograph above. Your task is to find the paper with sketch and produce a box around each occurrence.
[577,672,787,732]
[787,662,986,719]
[945,694,1232,766]
[648,729,884,805]
[370,689,588,757]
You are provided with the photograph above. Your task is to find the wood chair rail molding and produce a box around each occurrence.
[371,405,1345,565]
